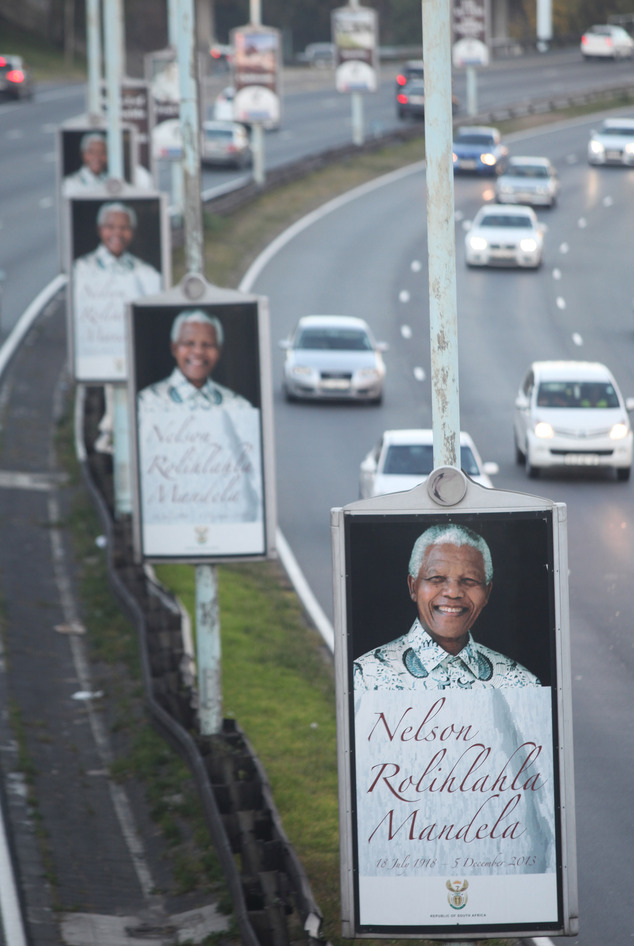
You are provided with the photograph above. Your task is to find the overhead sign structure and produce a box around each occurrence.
[127,274,277,563]
[333,471,578,939]
[332,5,379,93]
[67,189,171,383]
[230,25,282,128]
[452,0,490,67]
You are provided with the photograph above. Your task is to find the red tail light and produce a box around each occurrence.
[6,69,24,84]
[396,74,407,86]
[397,92,408,104]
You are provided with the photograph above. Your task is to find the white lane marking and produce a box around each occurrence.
[559,242,569,254]
[401,324,412,339]
[39,196,54,208]
[454,209,464,222]
[414,366,425,381]
[577,217,587,228]
[603,195,613,206]
[572,332,583,346]
[556,297,566,309]
[42,151,56,162]
[399,289,410,302]
[41,123,58,133]
[552,268,562,280]
[565,153,577,164]
[410,259,422,272]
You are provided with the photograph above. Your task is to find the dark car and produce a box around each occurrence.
[0,55,33,100]
[396,79,426,119]
[395,59,425,92]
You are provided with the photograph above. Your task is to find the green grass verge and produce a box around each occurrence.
[0,16,86,82]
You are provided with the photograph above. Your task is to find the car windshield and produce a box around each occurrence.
[295,328,372,351]
[602,125,634,136]
[478,213,533,228]
[205,129,233,141]
[456,134,495,146]
[536,381,620,408]
[508,165,549,178]
[383,444,479,476]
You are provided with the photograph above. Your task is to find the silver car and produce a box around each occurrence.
[280,315,387,403]
[201,120,252,168]
[495,156,559,208]
[359,429,498,498]
[513,360,634,480]
[588,118,634,167]
[465,204,545,268]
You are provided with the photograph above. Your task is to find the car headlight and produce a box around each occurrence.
[519,237,538,252]
[356,367,380,381]
[610,422,630,440]
[468,235,488,251]
[534,421,554,439]
[589,139,604,155]
[481,152,497,166]
[625,143,634,155]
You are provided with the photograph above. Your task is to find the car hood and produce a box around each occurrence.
[472,224,539,241]
[454,143,497,156]
[593,131,634,147]
[371,472,491,496]
[286,350,380,370]
[533,406,627,432]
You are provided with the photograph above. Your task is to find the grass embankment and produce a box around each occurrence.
[0,16,86,82]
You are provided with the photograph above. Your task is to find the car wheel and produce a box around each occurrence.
[617,467,631,482]
[525,453,539,478]
[514,436,525,464]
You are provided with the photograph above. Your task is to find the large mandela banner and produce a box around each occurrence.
[332,478,578,939]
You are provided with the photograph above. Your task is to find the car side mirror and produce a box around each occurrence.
[464,220,472,231]
[376,341,389,353]
[625,397,634,412]
[515,393,529,410]
[483,461,499,476]
[360,456,377,474]
[278,339,291,350]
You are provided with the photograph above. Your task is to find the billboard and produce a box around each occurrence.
[332,5,379,93]
[333,472,578,938]
[66,190,170,383]
[127,277,277,562]
[230,25,282,127]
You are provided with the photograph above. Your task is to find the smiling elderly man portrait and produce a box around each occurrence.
[354,523,540,691]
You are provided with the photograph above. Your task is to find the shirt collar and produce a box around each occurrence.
[404,619,490,680]
[165,367,223,405]
[94,244,136,271]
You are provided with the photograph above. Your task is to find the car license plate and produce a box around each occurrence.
[322,379,349,390]
[606,150,621,160]
[460,159,476,169]
[410,95,424,104]
[563,453,600,465]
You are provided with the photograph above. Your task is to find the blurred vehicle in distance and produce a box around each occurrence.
[495,156,559,207]
[395,59,424,91]
[359,429,498,499]
[209,43,232,73]
[453,125,508,174]
[587,117,634,166]
[213,86,236,122]
[152,118,182,160]
[396,79,426,119]
[580,24,634,59]
[513,360,634,480]
[201,120,252,168]
[0,55,33,100]
[279,315,387,403]
[297,43,335,68]
[465,204,545,269]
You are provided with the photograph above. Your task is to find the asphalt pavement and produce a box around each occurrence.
[0,287,230,945]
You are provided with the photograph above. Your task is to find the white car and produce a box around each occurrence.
[280,315,387,403]
[495,156,559,208]
[513,361,634,480]
[359,429,498,498]
[588,117,634,166]
[581,24,634,59]
[465,204,545,268]
[201,120,252,168]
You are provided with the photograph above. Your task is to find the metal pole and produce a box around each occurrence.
[86,0,102,119]
[177,0,204,275]
[421,0,460,469]
[351,91,364,145]
[466,64,477,116]
[103,0,123,178]
[168,0,183,220]
[196,564,222,735]
[250,0,265,185]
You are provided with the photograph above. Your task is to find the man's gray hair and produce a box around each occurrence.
[80,131,106,153]
[97,201,137,229]
[408,523,493,584]
[170,309,224,347]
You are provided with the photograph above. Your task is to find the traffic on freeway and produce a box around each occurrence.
[1,45,634,945]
